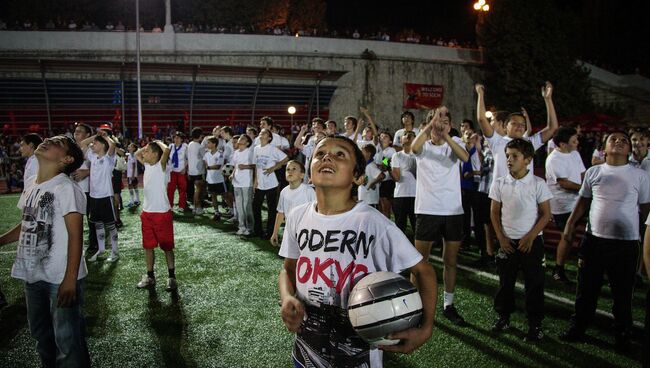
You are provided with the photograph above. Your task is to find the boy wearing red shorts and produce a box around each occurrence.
[135,140,177,291]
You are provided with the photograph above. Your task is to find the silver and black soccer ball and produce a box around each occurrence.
[222,164,234,177]
[348,271,423,346]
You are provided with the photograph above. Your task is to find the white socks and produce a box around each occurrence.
[443,292,455,308]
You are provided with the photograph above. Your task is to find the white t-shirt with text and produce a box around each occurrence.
[279,202,422,368]
[14,174,88,284]
[253,144,287,190]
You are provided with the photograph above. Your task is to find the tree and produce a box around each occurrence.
[477,0,594,122]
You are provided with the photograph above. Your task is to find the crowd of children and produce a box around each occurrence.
[0,79,649,367]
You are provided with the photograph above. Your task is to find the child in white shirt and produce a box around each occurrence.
[230,135,255,235]
[126,143,141,207]
[203,136,226,221]
[270,160,316,246]
[278,135,436,367]
[489,138,552,341]
[358,143,384,207]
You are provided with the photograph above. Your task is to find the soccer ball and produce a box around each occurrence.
[222,164,234,177]
[348,271,423,346]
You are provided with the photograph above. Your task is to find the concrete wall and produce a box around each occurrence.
[0,31,484,131]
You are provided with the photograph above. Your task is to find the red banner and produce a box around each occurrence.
[403,83,444,109]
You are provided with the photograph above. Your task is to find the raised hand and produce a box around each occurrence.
[475,83,485,95]
[521,107,529,119]
[360,106,370,115]
[542,81,553,99]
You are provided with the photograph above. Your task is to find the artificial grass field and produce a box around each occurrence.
[0,191,646,367]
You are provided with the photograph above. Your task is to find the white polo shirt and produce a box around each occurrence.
[86,150,116,199]
[489,170,553,239]
[580,163,650,240]
[486,131,543,191]
[545,150,585,215]
[414,138,465,216]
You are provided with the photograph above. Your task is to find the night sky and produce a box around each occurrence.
[326,0,649,74]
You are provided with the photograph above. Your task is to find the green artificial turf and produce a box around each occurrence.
[0,192,645,367]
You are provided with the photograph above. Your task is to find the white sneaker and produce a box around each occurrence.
[137,275,155,289]
[166,278,178,292]
[242,229,251,236]
[88,250,104,262]
[236,229,244,235]
[107,253,119,262]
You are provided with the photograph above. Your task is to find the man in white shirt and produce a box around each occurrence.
[393,111,420,149]
[560,132,650,350]
[412,106,470,326]
[475,82,558,191]
[254,116,289,150]
[545,127,585,284]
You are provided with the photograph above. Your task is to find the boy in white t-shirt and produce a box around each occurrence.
[489,139,552,341]
[270,160,316,246]
[560,132,650,350]
[134,140,178,291]
[19,133,43,184]
[358,143,384,207]
[475,82,558,190]
[412,106,470,326]
[391,131,417,235]
[71,123,96,254]
[0,135,90,367]
[125,143,141,208]
[545,127,585,284]
[252,128,289,238]
[80,130,120,262]
[203,136,226,221]
[278,135,436,367]
[230,134,255,235]
[187,127,206,215]
[393,111,420,149]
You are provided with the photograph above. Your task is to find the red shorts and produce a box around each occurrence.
[141,211,174,251]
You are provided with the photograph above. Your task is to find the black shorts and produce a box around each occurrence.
[552,213,571,232]
[112,170,123,194]
[379,180,395,199]
[415,214,463,242]
[189,174,204,182]
[207,182,226,194]
[88,196,117,224]
[127,177,139,186]
[475,191,491,225]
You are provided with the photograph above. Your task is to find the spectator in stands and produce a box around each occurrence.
[45,19,55,30]
[115,21,125,31]
[352,29,360,39]
[0,19,6,30]
[68,20,77,31]
[152,24,162,33]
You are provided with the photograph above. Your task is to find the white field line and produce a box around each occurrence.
[0,232,220,255]
[428,255,644,329]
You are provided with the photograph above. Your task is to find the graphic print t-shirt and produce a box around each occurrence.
[279,202,422,368]
[13,174,88,284]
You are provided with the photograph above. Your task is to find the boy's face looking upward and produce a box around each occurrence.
[505,115,526,138]
[564,134,579,152]
[91,138,107,154]
[505,147,531,176]
[142,145,160,164]
[285,162,305,183]
[35,137,75,170]
[310,138,361,190]
[605,132,631,157]
[402,114,413,127]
